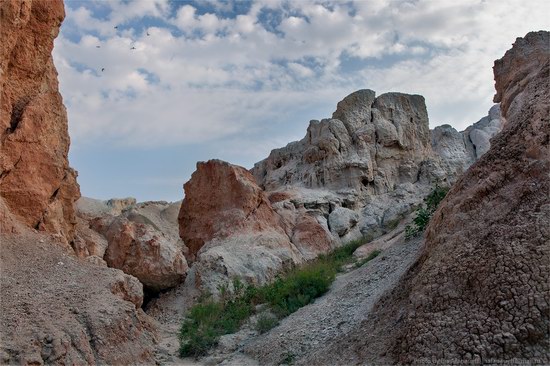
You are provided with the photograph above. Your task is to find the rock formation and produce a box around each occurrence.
[0,0,80,244]
[390,29,550,363]
[175,88,504,296]
[250,90,503,249]
[0,1,158,363]
[75,198,189,292]
[432,104,503,175]
[310,30,549,364]
[178,160,303,294]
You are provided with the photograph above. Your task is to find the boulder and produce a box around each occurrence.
[0,0,80,244]
[328,207,359,237]
[91,205,188,292]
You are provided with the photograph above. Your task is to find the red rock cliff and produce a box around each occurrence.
[0,0,80,244]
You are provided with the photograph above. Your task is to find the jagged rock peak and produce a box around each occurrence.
[253,89,433,194]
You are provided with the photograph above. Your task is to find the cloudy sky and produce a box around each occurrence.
[53,0,549,202]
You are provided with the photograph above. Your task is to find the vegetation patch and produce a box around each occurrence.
[179,236,381,358]
[405,185,449,240]
[355,249,381,268]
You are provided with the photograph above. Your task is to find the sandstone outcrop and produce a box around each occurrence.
[178,160,304,294]
[0,2,159,363]
[0,0,80,244]
[313,30,550,364]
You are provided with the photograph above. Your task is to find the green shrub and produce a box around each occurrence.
[179,235,375,358]
[255,313,279,334]
[178,296,253,357]
[405,185,449,239]
[355,249,381,268]
[260,261,336,316]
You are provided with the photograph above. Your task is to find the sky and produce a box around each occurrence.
[53,0,550,202]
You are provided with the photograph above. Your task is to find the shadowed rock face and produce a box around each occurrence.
[392,31,550,363]
[317,31,549,364]
[0,0,80,244]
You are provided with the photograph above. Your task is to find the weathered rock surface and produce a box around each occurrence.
[0,0,80,244]
[178,160,302,295]
[310,30,550,365]
[86,200,188,292]
[250,90,502,254]
[0,232,158,365]
[253,91,433,193]
[75,196,136,218]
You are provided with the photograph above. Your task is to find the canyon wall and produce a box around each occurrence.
[308,30,549,365]
[0,0,80,244]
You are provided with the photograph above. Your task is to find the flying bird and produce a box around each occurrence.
[147,32,150,36]
[130,46,136,50]
[96,45,100,48]
[114,26,118,29]
[101,68,105,72]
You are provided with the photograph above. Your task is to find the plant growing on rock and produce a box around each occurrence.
[405,185,449,240]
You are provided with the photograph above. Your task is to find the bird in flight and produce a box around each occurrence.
[96,45,100,48]
[101,68,105,72]
[131,46,136,50]
[147,32,150,36]
[114,26,118,29]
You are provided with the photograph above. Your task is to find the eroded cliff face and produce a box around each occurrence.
[0,2,159,364]
[0,0,80,244]
[313,31,549,364]
[253,91,435,193]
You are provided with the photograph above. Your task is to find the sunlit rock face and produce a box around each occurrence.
[0,0,80,245]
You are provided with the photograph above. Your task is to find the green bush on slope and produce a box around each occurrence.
[179,237,381,358]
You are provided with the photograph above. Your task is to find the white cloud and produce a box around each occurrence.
[55,0,550,150]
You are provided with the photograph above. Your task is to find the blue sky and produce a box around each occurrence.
[53,0,550,202]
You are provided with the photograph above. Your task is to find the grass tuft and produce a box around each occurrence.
[179,236,377,358]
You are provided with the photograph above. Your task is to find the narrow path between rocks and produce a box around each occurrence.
[152,228,423,365]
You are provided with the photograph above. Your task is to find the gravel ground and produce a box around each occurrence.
[188,234,424,366]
